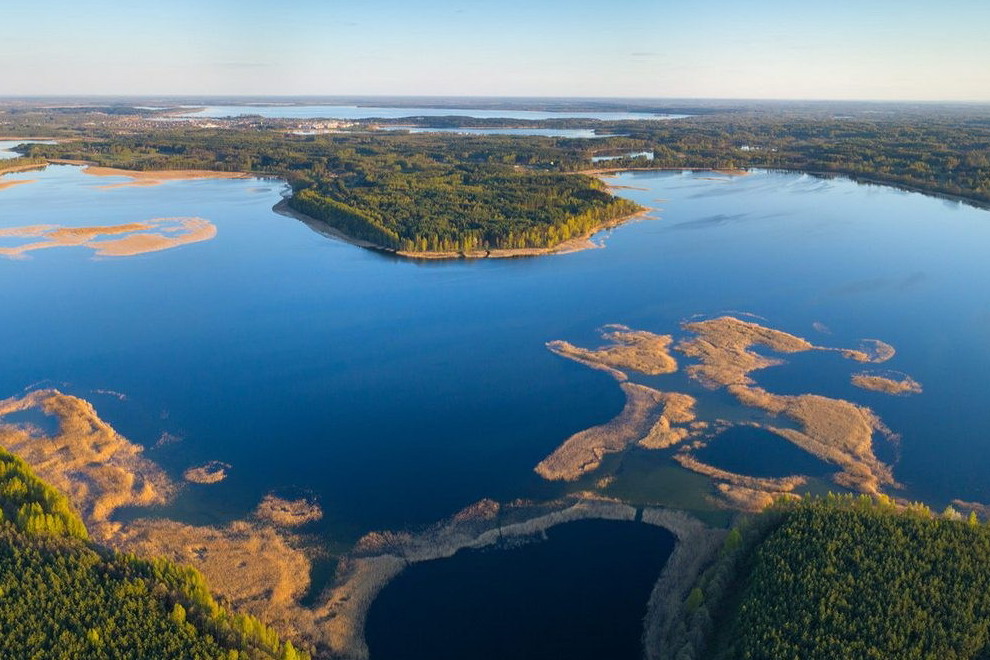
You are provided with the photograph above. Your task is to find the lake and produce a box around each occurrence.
[2,165,990,539]
[365,519,675,660]
[178,105,688,121]
[381,127,621,138]
[0,139,56,159]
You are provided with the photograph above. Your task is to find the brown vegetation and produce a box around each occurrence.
[0,389,330,654]
[183,461,230,484]
[535,383,696,481]
[548,325,678,379]
[852,372,922,395]
[0,389,174,538]
[729,385,896,494]
[254,494,323,527]
[677,316,815,388]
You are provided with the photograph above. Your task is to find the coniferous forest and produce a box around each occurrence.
[0,447,306,660]
[665,495,990,660]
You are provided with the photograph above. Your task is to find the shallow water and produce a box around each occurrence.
[180,105,687,121]
[365,519,675,660]
[0,140,56,159]
[2,165,990,543]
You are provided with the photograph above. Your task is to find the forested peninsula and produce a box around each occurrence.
[661,495,990,660]
[5,101,988,257]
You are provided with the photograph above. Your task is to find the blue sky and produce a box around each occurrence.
[3,0,989,100]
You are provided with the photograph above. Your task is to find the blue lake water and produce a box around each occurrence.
[381,127,619,138]
[0,140,56,159]
[365,519,675,660]
[2,165,990,545]
[179,105,687,121]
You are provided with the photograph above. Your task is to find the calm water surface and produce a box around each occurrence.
[2,166,990,543]
[365,519,675,660]
[382,127,620,138]
[180,105,687,121]
[0,140,57,159]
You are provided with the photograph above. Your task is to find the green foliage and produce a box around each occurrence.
[21,131,640,252]
[709,495,990,659]
[0,446,309,659]
[0,446,88,540]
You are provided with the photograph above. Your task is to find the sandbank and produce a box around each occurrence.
[0,179,36,191]
[0,217,217,258]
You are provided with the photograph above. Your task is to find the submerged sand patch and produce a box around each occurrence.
[852,372,922,395]
[80,166,249,188]
[0,178,36,191]
[183,461,231,484]
[254,494,324,527]
[0,217,216,258]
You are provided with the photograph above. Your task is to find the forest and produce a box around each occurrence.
[663,494,990,660]
[7,103,990,253]
[0,446,307,660]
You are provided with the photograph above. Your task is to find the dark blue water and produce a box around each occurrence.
[365,519,675,660]
[694,426,832,479]
[179,105,687,121]
[3,166,990,541]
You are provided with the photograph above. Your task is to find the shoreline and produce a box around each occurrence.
[275,197,652,260]
[323,496,715,660]
[0,162,48,177]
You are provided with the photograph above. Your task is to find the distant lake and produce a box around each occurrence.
[380,126,623,138]
[0,140,56,159]
[178,105,688,121]
[2,165,990,543]
[592,150,655,162]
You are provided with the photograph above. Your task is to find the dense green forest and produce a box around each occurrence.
[17,131,642,253]
[7,103,990,253]
[0,446,307,660]
[664,494,990,660]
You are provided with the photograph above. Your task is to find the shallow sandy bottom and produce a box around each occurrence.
[0,217,217,258]
[0,179,36,191]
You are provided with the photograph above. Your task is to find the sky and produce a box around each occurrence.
[3,0,989,101]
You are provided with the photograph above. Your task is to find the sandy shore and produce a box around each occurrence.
[0,217,217,258]
[0,179,36,191]
[77,165,250,188]
[0,162,47,177]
